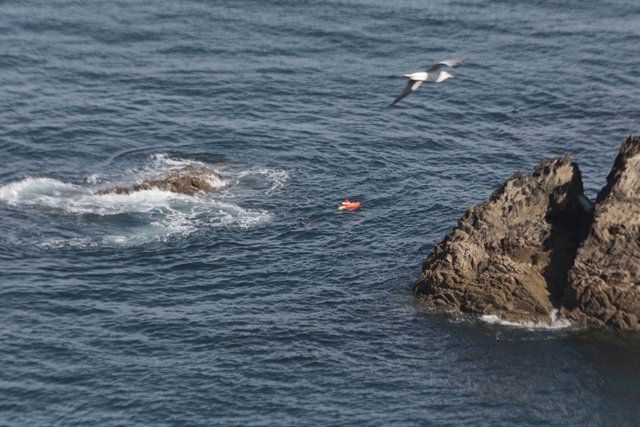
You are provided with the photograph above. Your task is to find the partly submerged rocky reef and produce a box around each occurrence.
[414,135,640,331]
[96,164,224,196]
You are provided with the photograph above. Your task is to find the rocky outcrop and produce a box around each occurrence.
[564,136,640,330]
[414,156,592,324]
[96,164,224,196]
[415,135,640,330]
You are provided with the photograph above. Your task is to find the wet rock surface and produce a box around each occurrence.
[96,164,224,196]
[415,136,640,331]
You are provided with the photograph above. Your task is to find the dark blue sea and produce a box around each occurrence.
[2,0,640,425]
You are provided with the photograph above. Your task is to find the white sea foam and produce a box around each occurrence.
[0,166,271,248]
[480,309,572,330]
[85,189,195,216]
[202,173,227,190]
[237,167,290,194]
[0,178,187,215]
[150,153,195,168]
[205,200,272,229]
[0,177,85,207]
[85,174,101,184]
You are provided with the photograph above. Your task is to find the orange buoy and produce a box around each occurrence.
[338,199,361,211]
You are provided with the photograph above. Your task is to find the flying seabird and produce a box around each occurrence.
[391,59,462,105]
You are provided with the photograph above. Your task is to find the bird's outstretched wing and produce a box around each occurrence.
[391,80,423,105]
[425,58,462,72]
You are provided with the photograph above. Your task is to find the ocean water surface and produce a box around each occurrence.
[1,0,640,425]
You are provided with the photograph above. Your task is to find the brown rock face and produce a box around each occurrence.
[96,164,224,196]
[565,136,640,330]
[415,135,640,331]
[414,156,592,324]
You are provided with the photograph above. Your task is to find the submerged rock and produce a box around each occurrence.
[414,156,592,324]
[415,135,640,331]
[96,164,224,196]
[564,136,640,330]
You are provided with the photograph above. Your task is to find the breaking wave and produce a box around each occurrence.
[0,155,280,248]
[480,310,573,330]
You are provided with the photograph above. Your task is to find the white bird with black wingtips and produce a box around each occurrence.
[391,59,462,105]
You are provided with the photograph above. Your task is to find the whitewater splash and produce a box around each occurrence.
[480,309,573,330]
[0,155,282,248]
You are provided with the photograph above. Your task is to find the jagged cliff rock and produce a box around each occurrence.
[565,136,640,330]
[415,135,640,331]
[96,164,224,196]
[414,156,592,324]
